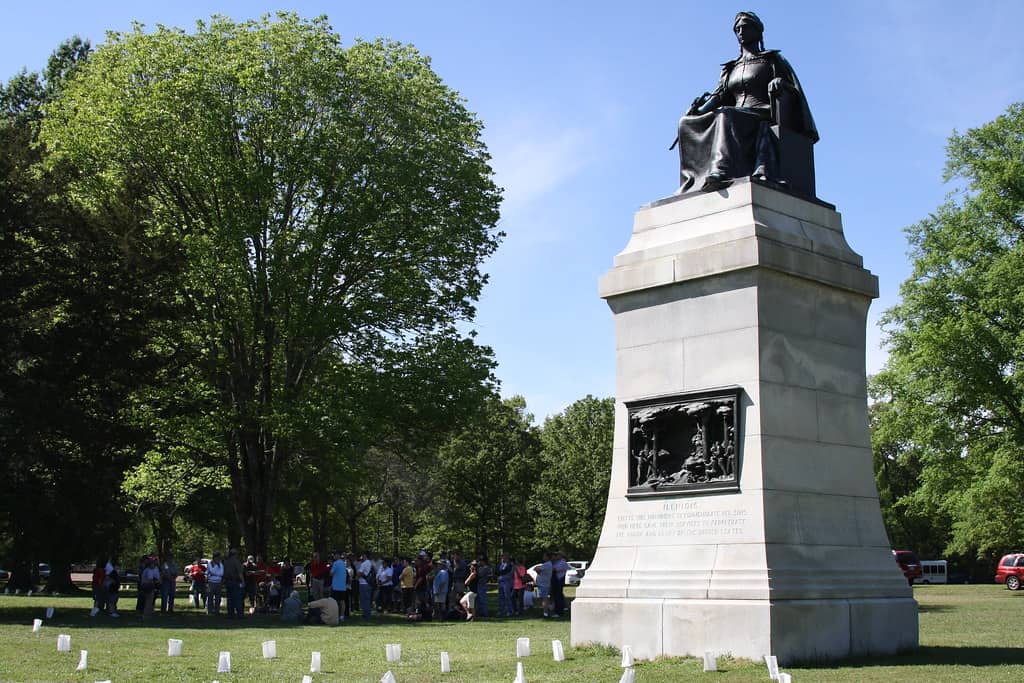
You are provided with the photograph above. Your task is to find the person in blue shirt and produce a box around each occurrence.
[432,561,450,618]
[329,553,348,622]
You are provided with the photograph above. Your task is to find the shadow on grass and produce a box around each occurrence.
[916,602,954,613]
[0,594,564,631]
[806,646,1024,670]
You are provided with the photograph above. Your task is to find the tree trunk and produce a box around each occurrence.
[347,515,359,552]
[310,498,327,554]
[391,507,400,557]
[227,427,279,558]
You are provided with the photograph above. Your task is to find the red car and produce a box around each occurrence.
[995,553,1024,590]
[892,550,922,585]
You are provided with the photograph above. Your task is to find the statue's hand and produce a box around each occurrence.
[768,78,784,95]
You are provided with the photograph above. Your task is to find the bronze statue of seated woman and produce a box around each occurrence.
[673,11,818,196]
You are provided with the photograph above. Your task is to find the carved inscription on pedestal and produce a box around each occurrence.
[626,389,741,498]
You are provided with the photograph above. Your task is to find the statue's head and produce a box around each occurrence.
[733,11,765,50]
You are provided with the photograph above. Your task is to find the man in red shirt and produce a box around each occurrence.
[186,559,207,609]
[308,551,329,600]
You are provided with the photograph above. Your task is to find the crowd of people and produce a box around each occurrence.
[87,548,577,625]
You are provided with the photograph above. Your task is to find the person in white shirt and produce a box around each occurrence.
[376,560,394,613]
[206,553,225,615]
[357,553,374,618]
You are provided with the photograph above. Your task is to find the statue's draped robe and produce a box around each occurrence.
[677,50,817,193]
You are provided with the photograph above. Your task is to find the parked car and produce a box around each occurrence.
[37,563,51,579]
[0,568,9,581]
[527,561,587,586]
[892,550,922,585]
[913,560,948,584]
[288,562,306,585]
[994,553,1024,590]
[566,560,589,586]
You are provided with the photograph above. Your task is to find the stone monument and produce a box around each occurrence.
[570,12,918,664]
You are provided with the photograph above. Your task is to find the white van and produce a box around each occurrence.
[914,560,948,584]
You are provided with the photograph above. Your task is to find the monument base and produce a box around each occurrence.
[572,596,918,663]
[573,179,918,665]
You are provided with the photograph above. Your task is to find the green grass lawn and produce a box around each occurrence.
[0,584,1022,681]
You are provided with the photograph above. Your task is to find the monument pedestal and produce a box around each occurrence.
[571,179,917,664]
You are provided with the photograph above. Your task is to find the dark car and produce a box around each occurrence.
[995,553,1024,590]
[893,550,922,585]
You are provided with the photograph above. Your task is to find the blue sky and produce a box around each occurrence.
[2,1,1019,422]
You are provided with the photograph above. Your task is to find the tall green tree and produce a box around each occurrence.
[876,102,1024,560]
[41,14,502,556]
[532,396,614,558]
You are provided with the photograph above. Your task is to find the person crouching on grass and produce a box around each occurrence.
[305,595,339,625]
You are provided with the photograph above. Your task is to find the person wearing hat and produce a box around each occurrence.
[460,560,479,621]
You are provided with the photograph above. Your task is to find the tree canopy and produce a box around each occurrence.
[39,13,502,556]
[874,102,1024,560]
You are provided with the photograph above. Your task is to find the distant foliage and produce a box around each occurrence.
[531,396,614,558]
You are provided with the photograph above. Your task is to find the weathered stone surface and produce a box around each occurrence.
[572,182,917,665]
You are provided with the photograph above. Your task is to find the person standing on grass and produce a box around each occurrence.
[512,557,528,616]
[187,558,207,609]
[223,548,246,619]
[475,555,492,618]
[105,560,121,617]
[357,552,373,619]
[496,552,514,617]
[329,552,347,621]
[90,558,107,617]
[135,554,149,612]
[346,554,357,617]
[243,555,258,610]
[309,551,328,601]
[535,552,554,618]
[376,558,393,613]
[140,558,161,618]
[400,557,416,614]
[206,552,224,615]
[414,552,432,613]
[461,560,480,621]
[280,558,295,597]
[433,559,450,618]
[551,552,568,617]
[391,557,403,611]
[159,552,179,613]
